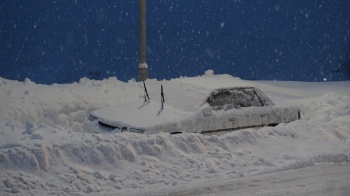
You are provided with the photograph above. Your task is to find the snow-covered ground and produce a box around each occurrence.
[0,73,349,195]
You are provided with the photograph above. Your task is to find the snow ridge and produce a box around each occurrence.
[0,76,350,195]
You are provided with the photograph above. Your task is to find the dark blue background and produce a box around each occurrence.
[1,0,349,84]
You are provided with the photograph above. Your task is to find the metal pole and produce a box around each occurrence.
[138,0,148,81]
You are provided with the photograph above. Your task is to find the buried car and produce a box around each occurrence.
[86,75,301,134]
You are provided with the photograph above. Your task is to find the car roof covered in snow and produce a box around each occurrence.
[173,74,255,89]
[149,74,256,112]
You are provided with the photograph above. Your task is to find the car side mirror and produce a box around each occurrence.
[202,106,213,116]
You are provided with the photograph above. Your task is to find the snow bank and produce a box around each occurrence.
[0,76,349,195]
[0,77,142,133]
[298,92,350,126]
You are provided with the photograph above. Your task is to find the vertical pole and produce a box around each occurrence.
[138,0,148,81]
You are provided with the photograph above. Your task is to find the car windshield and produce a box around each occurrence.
[206,87,264,111]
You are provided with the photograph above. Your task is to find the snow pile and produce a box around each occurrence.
[299,92,350,126]
[0,77,143,133]
[0,75,350,195]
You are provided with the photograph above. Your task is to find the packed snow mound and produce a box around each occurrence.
[0,76,350,195]
[0,77,143,133]
[298,92,350,125]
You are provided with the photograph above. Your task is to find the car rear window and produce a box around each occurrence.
[206,87,264,111]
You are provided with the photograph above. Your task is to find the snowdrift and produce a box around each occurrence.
[0,76,349,195]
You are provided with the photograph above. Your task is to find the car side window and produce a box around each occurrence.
[206,88,263,111]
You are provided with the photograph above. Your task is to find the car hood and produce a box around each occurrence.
[90,101,192,130]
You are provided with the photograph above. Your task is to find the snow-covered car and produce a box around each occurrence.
[86,75,301,134]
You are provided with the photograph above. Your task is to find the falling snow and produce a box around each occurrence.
[0,1,349,84]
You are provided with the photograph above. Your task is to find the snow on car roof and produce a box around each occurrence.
[174,74,255,89]
[150,74,256,112]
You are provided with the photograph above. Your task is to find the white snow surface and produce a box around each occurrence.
[0,74,350,195]
[89,75,259,133]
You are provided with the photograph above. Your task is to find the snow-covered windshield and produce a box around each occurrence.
[206,87,263,111]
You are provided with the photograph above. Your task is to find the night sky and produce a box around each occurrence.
[1,0,350,84]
